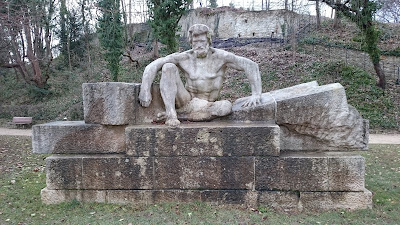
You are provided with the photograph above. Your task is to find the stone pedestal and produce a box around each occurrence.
[33,82,372,212]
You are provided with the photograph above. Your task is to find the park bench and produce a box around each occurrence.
[12,117,33,128]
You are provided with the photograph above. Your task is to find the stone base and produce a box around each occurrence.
[41,188,372,212]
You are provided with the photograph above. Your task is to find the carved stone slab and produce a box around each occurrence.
[41,188,372,212]
[255,152,365,191]
[126,122,280,157]
[83,82,138,125]
[46,155,153,190]
[82,82,165,125]
[32,121,126,154]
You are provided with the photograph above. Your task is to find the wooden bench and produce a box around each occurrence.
[12,117,33,128]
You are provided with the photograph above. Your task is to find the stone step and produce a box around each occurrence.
[45,152,365,192]
[256,152,365,192]
[126,122,280,157]
[33,121,126,154]
[33,121,280,156]
[41,188,373,212]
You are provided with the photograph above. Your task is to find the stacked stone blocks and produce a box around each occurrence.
[34,82,372,212]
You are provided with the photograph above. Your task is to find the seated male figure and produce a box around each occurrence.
[139,24,262,126]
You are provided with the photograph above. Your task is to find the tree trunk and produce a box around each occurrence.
[316,0,321,29]
[153,39,159,59]
[373,61,386,89]
[333,0,341,29]
[24,20,46,88]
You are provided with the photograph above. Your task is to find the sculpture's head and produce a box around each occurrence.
[188,24,212,58]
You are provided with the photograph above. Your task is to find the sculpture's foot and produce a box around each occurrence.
[165,118,180,127]
[156,112,167,122]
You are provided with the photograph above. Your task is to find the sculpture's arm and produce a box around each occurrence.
[225,52,262,107]
[139,54,179,107]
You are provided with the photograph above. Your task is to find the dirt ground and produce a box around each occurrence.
[0,127,398,145]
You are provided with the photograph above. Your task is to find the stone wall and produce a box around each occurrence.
[178,8,291,39]
[129,8,303,42]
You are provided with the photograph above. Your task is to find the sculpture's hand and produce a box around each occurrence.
[139,88,152,107]
[241,94,261,108]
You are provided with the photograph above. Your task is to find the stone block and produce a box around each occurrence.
[201,190,258,205]
[126,122,280,157]
[154,156,254,190]
[258,191,301,213]
[300,189,373,211]
[153,190,202,203]
[255,152,365,191]
[33,121,126,154]
[327,153,365,191]
[273,82,368,151]
[46,155,83,190]
[41,188,106,204]
[107,190,153,204]
[45,155,153,190]
[228,93,276,122]
[82,156,153,190]
[83,82,138,125]
[82,82,165,125]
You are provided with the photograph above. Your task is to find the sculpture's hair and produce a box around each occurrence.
[188,24,212,45]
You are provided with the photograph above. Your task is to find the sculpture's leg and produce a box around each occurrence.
[160,63,191,126]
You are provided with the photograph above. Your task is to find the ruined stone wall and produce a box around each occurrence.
[129,9,299,42]
[178,8,292,39]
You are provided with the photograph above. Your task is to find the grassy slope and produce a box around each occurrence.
[1,136,399,224]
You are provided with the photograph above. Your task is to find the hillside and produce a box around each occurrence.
[0,17,398,132]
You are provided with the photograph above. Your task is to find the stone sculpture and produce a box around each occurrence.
[32,23,372,212]
[139,24,262,126]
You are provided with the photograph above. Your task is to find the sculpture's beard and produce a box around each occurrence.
[194,46,209,58]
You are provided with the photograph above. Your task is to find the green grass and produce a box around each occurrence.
[1,136,399,224]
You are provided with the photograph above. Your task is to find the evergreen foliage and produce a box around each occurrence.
[59,0,68,58]
[97,0,124,81]
[147,0,193,54]
[320,0,386,89]
[209,0,218,8]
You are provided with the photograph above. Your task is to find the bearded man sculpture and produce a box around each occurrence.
[139,24,262,126]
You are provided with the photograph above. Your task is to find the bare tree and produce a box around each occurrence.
[316,0,321,29]
[376,0,400,23]
[333,0,341,29]
[0,1,55,89]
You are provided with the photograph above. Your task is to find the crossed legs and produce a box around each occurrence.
[159,63,232,126]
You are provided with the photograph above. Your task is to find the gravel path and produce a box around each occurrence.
[0,127,398,144]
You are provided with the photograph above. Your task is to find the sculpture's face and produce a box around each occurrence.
[192,34,209,58]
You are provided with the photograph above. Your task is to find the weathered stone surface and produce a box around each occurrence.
[107,190,153,204]
[153,190,202,203]
[33,121,126,154]
[227,93,276,122]
[300,189,373,211]
[126,122,280,157]
[154,156,254,190]
[46,155,153,190]
[255,152,365,191]
[82,156,153,190]
[41,188,106,204]
[273,82,368,151]
[83,82,138,125]
[327,153,365,191]
[41,189,258,205]
[258,191,301,213]
[82,82,165,125]
[136,85,165,124]
[46,155,82,190]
